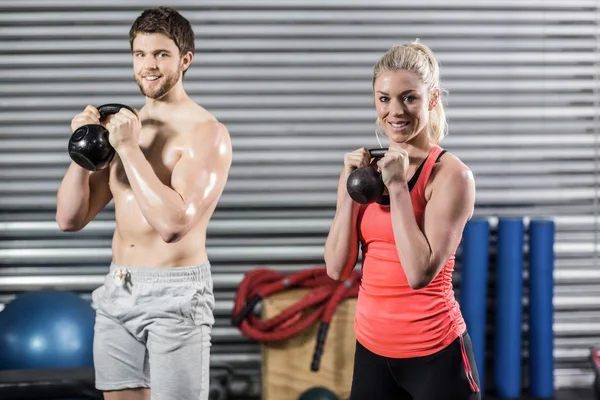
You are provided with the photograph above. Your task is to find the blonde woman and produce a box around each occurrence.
[325,42,480,400]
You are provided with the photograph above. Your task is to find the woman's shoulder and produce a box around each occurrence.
[435,149,470,173]
[426,149,475,198]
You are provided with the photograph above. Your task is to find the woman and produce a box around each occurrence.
[324,41,481,400]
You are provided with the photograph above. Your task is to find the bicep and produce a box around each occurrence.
[422,167,475,267]
[170,137,232,216]
[84,168,113,224]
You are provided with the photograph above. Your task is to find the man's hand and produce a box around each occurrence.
[71,105,101,132]
[106,108,142,152]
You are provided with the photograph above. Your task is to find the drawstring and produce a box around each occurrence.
[111,268,131,287]
[459,334,480,393]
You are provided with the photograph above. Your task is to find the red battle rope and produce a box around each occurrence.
[231,267,361,371]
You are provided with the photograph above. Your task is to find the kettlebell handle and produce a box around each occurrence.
[97,103,135,121]
[368,148,388,158]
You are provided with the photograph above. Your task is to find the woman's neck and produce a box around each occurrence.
[390,130,434,163]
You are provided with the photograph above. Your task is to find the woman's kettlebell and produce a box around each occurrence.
[68,103,135,171]
[346,148,388,204]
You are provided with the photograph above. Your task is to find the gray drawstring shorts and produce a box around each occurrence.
[91,262,215,400]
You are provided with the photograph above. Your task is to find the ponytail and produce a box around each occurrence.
[429,94,448,144]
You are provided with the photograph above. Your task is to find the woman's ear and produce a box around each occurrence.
[429,88,441,111]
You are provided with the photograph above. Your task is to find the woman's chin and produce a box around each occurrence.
[384,128,426,146]
[386,132,412,144]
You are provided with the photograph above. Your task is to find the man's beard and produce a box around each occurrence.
[135,69,179,99]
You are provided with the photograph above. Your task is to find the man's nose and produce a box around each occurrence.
[143,57,158,69]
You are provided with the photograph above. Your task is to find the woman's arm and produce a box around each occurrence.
[387,160,475,289]
[324,170,362,280]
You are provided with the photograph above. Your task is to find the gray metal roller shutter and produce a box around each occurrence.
[0,0,598,394]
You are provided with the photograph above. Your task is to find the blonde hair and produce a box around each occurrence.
[373,40,448,144]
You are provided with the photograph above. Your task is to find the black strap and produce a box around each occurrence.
[376,150,446,205]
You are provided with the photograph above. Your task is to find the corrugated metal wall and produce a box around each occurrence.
[0,0,599,395]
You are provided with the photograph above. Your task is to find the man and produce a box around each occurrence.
[56,7,232,400]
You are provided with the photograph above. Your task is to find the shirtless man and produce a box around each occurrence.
[55,7,232,400]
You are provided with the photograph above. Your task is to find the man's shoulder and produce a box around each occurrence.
[184,104,232,159]
[170,102,227,140]
[187,103,228,132]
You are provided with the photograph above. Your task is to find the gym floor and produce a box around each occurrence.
[234,389,597,400]
[486,388,595,400]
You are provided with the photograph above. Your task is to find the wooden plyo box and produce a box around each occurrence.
[261,289,357,400]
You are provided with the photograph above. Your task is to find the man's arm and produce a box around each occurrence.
[56,105,113,231]
[117,121,232,243]
[56,164,113,232]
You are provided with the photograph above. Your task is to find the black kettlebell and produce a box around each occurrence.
[68,103,135,171]
[346,148,388,204]
[298,386,339,400]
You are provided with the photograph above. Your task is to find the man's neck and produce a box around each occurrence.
[145,83,189,110]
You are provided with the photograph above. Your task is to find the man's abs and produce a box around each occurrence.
[110,214,209,268]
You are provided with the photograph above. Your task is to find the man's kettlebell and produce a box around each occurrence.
[346,148,388,204]
[68,103,134,171]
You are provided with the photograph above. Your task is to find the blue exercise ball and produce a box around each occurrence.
[0,290,96,370]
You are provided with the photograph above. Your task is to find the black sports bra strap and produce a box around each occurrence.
[376,150,446,205]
